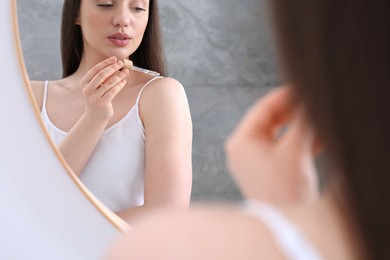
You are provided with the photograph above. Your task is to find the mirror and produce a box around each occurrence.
[0,1,128,258]
[2,0,279,258]
[17,0,280,205]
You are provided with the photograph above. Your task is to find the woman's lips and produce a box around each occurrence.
[108,37,131,46]
[108,33,131,47]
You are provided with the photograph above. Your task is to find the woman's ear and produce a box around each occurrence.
[226,85,321,205]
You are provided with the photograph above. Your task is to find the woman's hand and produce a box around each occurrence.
[79,56,129,122]
[57,57,129,175]
[226,86,320,206]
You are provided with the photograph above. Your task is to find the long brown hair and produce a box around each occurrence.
[60,0,166,78]
[270,0,390,258]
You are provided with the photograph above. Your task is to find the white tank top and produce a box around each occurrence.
[40,77,162,212]
[242,200,322,260]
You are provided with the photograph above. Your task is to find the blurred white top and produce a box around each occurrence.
[242,200,322,260]
[40,77,161,212]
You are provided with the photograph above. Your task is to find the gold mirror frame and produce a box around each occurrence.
[10,0,129,231]
[9,0,129,231]
[1,1,131,255]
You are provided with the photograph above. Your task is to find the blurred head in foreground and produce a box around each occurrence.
[106,1,390,259]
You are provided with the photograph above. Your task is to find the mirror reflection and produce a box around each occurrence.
[19,0,192,225]
[17,0,279,221]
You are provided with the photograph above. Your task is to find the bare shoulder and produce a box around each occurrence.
[105,205,283,260]
[29,80,46,110]
[141,77,186,101]
[139,77,190,123]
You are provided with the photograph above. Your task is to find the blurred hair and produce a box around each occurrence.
[60,0,166,78]
[270,0,390,258]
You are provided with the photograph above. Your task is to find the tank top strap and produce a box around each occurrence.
[42,80,50,111]
[241,200,322,260]
[135,76,163,106]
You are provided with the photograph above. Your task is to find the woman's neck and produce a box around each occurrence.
[74,53,110,77]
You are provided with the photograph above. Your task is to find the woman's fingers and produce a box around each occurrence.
[80,56,117,85]
[93,68,129,98]
[100,80,127,103]
[231,86,293,143]
[87,60,124,90]
[82,59,127,100]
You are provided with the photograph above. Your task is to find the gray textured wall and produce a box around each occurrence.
[17,0,280,202]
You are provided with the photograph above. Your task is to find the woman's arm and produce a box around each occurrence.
[59,57,128,175]
[117,77,193,223]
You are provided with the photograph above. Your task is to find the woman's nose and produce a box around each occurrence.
[112,7,130,28]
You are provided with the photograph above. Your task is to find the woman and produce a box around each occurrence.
[106,0,390,259]
[30,0,192,224]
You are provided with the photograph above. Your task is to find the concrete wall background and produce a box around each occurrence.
[17,0,280,202]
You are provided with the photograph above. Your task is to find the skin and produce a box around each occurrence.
[225,86,319,206]
[30,0,192,223]
[105,86,362,259]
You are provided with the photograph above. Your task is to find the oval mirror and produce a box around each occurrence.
[0,1,128,259]
[1,0,278,257]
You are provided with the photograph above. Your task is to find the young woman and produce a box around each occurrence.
[106,0,390,259]
[30,0,192,224]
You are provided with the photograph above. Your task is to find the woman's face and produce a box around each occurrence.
[76,0,150,61]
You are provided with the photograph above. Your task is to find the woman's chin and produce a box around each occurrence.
[109,50,134,60]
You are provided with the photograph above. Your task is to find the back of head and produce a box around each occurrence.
[60,0,166,78]
[269,0,390,258]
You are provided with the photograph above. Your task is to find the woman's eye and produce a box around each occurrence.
[133,7,146,13]
[97,4,113,8]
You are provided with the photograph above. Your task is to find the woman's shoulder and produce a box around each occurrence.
[137,76,192,136]
[29,79,67,109]
[139,76,189,119]
[29,80,46,110]
[105,205,284,260]
[106,201,357,260]
[142,76,185,97]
